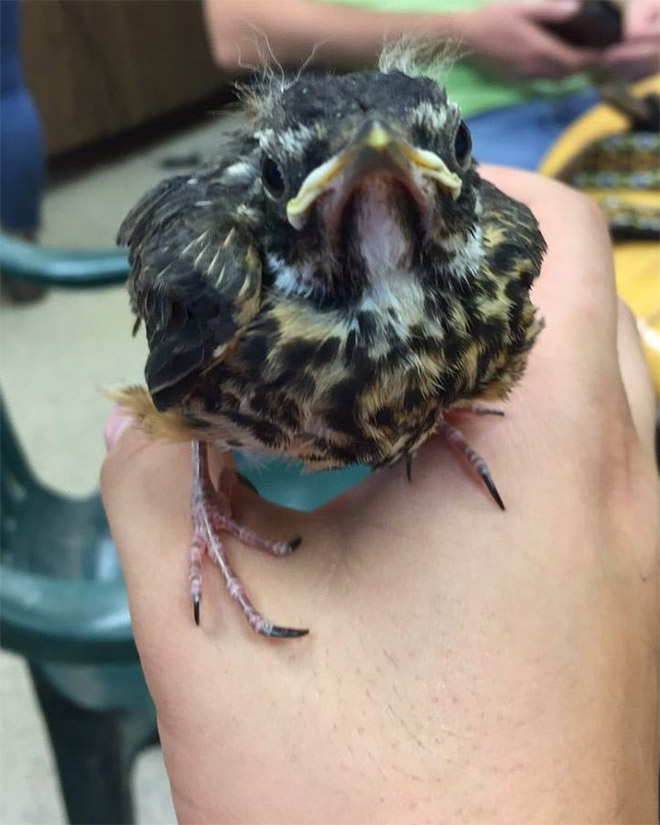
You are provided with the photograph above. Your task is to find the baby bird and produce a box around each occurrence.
[117,57,546,638]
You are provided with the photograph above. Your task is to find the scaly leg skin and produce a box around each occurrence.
[454,403,505,418]
[189,441,307,638]
[404,406,505,498]
[436,419,506,511]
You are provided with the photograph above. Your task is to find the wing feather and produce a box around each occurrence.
[118,141,262,410]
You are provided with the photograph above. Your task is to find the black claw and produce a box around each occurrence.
[193,595,201,626]
[474,407,505,417]
[288,535,303,552]
[479,468,506,511]
[263,625,310,638]
[405,453,413,483]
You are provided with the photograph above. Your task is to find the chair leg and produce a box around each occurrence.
[28,664,156,825]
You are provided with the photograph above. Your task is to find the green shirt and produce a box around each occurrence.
[320,0,587,116]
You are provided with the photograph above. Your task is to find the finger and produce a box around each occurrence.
[616,300,657,454]
[602,38,660,56]
[526,26,600,76]
[519,0,582,23]
[101,420,194,566]
[624,0,660,40]
[104,404,134,451]
[601,40,660,79]
[517,1,603,76]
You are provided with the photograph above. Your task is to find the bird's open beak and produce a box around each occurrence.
[286,122,462,230]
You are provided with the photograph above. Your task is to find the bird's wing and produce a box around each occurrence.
[118,144,262,411]
[480,179,547,270]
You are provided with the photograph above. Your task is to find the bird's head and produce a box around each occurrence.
[249,68,482,305]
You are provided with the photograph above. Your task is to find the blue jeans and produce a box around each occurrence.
[1,0,45,232]
[466,88,599,171]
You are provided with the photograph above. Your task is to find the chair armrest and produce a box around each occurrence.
[0,567,138,663]
[0,232,129,288]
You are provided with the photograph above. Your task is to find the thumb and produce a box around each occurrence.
[104,404,134,451]
[520,9,601,74]
[520,0,582,23]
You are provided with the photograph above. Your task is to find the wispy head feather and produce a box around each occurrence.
[378,35,463,82]
[234,31,325,122]
[233,32,290,120]
[236,34,462,121]
[235,71,285,122]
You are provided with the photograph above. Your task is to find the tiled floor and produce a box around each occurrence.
[1,106,244,824]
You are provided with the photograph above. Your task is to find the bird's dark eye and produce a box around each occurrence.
[261,157,286,199]
[453,121,471,167]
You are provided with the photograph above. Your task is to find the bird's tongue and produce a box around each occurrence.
[334,176,420,270]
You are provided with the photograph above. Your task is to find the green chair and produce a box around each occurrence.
[1,230,370,824]
[0,234,157,825]
[0,233,130,289]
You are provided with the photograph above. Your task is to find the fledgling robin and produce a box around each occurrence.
[116,51,546,638]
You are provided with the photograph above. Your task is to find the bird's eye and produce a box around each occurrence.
[453,121,471,168]
[261,157,286,199]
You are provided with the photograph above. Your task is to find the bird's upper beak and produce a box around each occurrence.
[286,121,462,230]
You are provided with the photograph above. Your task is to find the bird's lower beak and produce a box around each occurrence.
[286,122,462,230]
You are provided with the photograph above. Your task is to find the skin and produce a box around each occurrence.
[203,0,659,81]
[203,0,599,77]
[603,0,660,79]
[101,169,659,824]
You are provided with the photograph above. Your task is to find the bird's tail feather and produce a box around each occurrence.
[107,385,194,442]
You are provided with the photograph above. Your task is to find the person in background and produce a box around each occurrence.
[0,0,47,301]
[203,0,660,168]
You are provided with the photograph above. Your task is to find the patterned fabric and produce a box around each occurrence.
[560,127,660,240]
[599,196,660,240]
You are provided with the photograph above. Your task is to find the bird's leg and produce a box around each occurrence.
[436,419,506,511]
[405,453,414,482]
[189,441,307,637]
[455,403,505,417]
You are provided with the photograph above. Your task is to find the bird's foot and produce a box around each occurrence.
[455,403,505,417]
[189,441,307,637]
[436,419,506,511]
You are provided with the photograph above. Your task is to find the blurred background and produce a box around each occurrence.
[1,2,231,821]
[1,0,657,822]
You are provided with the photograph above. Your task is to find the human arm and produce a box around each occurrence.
[203,0,598,79]
[101,169,659,824]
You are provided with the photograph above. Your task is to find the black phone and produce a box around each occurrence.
[542,0,622,48]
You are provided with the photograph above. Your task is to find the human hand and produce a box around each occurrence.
[101,169,659,823]
[455,1,599,79]
[601,0,660,79]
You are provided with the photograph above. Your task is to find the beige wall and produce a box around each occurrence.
[22,0,225,157]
